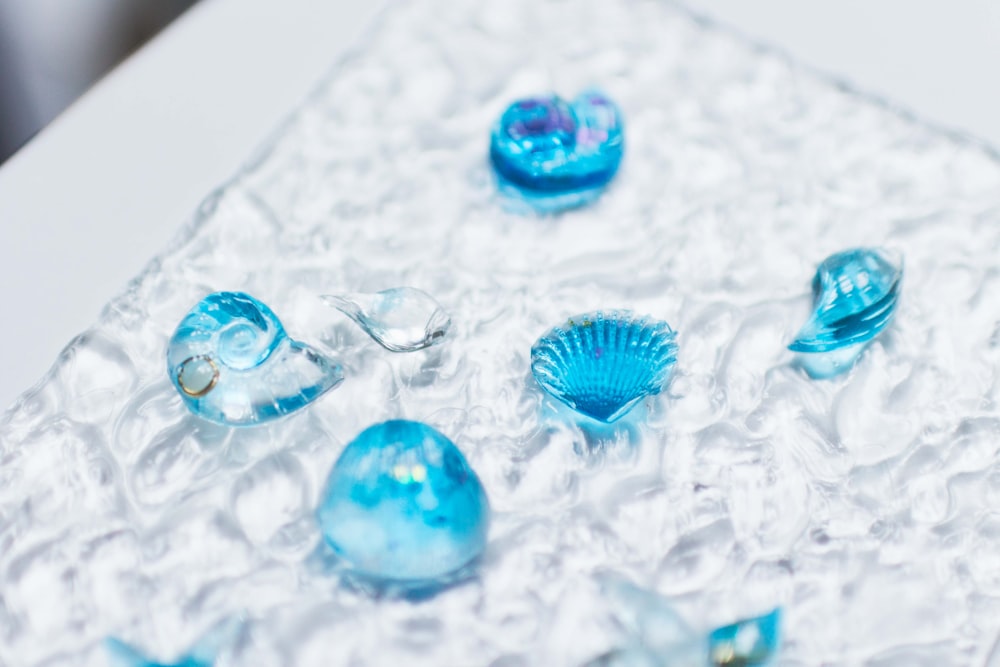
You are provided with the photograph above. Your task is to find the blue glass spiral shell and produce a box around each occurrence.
[167,292,343,426]
[531,311,678,423]
[707,609,782,666]
[316,420,490,582]
[490,90,624,211]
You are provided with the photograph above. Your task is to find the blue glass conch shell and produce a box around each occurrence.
[105,618,242,667]
[316,420,490,582]
[490,90,624,212]
[707,609,782,666]
[167,292,343,426]
[322,287,451,352]
[531,311,678,423]
[789,247,902,378]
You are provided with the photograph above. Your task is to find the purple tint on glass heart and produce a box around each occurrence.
[505,98,576,145]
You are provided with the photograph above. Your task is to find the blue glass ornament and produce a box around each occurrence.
[789,247,902,378]
[316,420,490,582]
[585,575,701,666]
[105,618,241,667]
[167,292,343,426]
[707,609,782,666]
[531,311,678,423]
[322,287,451,352]
[490,90,624,212]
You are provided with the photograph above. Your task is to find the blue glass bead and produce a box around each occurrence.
[316,420,490,582]
[322,287,451,352]
[531,311,678,423]
[490,90,624,212]
[707,609,782,666]
[789,248,902,378]
[167,292,343,426]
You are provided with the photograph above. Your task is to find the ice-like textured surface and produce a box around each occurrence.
[316,420,489,582]
[3,0,1000,664]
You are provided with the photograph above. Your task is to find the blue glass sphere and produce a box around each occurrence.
[316,420,490,582]
[531,311,678,423]
[167,292,343,426]
[490,90,624,211]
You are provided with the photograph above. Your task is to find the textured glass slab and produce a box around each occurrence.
[3,0,1000,665]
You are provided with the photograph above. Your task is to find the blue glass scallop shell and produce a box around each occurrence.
[490,90,624,212]
[316,420,490,582]
[167,292,343,426]
[531,311,678,423]
[789,248,902,378]
[707,609,782,666]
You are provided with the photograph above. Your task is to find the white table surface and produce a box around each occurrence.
[0,0,997,412]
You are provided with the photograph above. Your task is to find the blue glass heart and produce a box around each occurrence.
[167,292,343,426]
[316,420,490,582]
[789,248,902,378]
[707,609,782,666]
[531,311,678,423]
[490,90,624,212]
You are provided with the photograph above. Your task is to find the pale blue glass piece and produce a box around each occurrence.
[490,90,624,212]
[316,420,490,582]
[789,247,902,378]
[531,311,678,423]
[105,618,241,667]
[167,291,343,426]
[594,575,702,665]
[707,609,781,666]
[322,287,451,352]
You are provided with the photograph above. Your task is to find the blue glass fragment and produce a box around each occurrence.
[105,618,242,667]
[531,311,678,423]
[322,287,451,352]
[707,609,782,666]
[490,90,624,212]
[316,420,490,582]
[167,291,343,426]
[789,247,902,378]
[588,575,701,666]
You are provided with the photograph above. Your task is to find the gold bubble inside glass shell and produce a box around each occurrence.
[176,355,220,397]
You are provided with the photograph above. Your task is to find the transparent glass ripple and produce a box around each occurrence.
[2,0,1000,665]
[322,287,451,352]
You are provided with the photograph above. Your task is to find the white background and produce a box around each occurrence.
[0,0,998,411]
